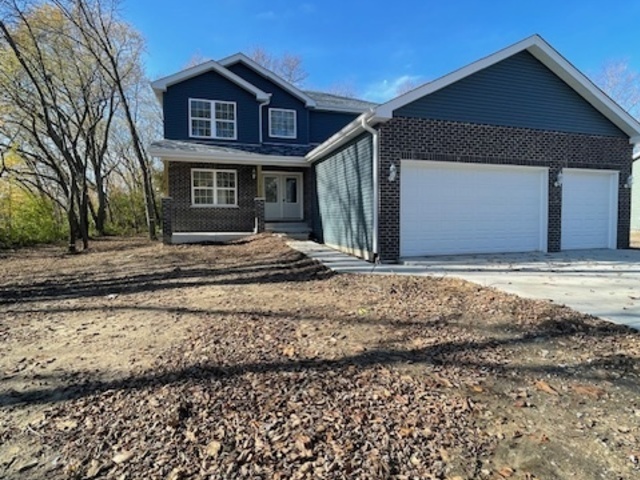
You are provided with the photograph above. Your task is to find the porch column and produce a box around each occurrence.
[256,165,263,196]
[161,197,173,244]
[254,197,265,233]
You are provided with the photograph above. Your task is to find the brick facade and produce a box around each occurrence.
[168,162,258,232]
[378,117,633,262]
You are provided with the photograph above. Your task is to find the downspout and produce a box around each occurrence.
[361,117,379,261]
[258,96,271,144]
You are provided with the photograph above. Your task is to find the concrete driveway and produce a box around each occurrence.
[288,241,640,330]
[403,249,640,330]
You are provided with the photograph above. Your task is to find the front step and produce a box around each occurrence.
[265,222,311,240]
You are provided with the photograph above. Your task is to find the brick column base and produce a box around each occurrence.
[161,197,173,244]
[254,197,265,233]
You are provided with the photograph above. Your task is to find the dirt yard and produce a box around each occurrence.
[1,236,639,480]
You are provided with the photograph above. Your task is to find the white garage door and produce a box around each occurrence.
[561,169,618,250]
[400,161,548,257]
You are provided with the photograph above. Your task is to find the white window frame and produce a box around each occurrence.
[189,98,237,140]
[268,108,297,139]
[190,168,238,207]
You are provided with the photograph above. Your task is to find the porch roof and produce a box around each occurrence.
[149,139,309,167]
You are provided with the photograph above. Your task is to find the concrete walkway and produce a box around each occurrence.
[288,240,640,330]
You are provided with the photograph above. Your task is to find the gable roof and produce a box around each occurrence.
[307,35,640,162]
[304,90,377,113]
[376,34,640,142]
[218,53,317,107]
[150,60,270,102]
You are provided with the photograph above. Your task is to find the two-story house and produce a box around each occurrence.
[150,53,375,244]
[150,35,640,263]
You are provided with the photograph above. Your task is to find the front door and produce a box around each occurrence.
[263,172,303,221]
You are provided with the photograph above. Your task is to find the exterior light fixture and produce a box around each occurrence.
[388,163,397,182]
[624,175,633,189]
[554,171,563,187]
[252,168,257,180]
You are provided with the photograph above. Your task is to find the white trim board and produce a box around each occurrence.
[151,60,270,103]
[218,53,316,107]
[376,35,640,141]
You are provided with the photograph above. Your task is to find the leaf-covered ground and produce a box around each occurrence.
[0,235,639,479]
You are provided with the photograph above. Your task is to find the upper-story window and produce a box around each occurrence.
[269,108,297,139]
[189,98,237,140]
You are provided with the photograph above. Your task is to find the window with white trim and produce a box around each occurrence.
[191,169,237,206]
[269,108,297,139]
[189,99,237,139]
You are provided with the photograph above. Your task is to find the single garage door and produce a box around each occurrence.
[561,169,618,250]
[400,160,548,257]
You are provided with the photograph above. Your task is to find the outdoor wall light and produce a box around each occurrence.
[554,172,563,187]
[624,175,633,189]
[252,168,257,180]
[388,163,397,182]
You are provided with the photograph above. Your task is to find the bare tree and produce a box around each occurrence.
[593,59,640,119]
[183,51,211,69]
[0,0,116,251]
[54,0,158,240]
[324,81,359,99]
[247,46,308,86]
[395,77,420,96]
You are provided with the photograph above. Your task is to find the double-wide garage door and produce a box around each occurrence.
[400,161,548,257]
[400,161,619,257]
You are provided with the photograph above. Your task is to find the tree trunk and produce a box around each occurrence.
[94,175,107,235]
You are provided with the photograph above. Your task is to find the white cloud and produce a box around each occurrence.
[363,75,422,103]
[256,11,277,20]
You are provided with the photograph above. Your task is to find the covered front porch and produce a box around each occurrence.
[149,140,313,244]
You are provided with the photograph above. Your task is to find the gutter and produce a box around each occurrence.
[258,95,272,144]
[360,117,380,259]
[149,149,308,168]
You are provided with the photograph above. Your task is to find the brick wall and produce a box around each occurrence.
[378,117,633,262]
[168,161,258,232]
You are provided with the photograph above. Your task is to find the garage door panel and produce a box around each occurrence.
[561,169,617,250]
[400,161,548,257]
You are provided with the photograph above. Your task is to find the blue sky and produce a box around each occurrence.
[124,0,640,102]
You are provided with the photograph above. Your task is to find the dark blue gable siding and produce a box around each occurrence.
[226,62,310,144]
[163,71,260,143]
[309,111,359,143]
[395,51,626,137]
[311,133,374,258]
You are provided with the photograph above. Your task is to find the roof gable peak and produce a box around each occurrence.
[218,53,316,107]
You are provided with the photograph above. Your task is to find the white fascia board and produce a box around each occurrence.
[218,53,316,108]
[151,60,270,102]
[305,110,385,163]
[149,148,309,168]
[375,34,640,139]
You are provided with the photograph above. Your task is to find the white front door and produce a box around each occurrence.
[264,172,303,221]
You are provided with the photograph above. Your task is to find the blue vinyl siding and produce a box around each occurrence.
[395,51,626,137]
[312,133,374,256]
[226,63,310,144]
[163,71,260,143]
[633,160,640,231]
[309,111,359,143]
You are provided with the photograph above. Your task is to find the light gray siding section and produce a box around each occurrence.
[632,160,640,231]
[395,51,626,137]
[312,133,374,257]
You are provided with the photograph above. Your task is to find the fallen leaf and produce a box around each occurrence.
[535,380,559,396]
[498,466,515,477]
[206,440,222,458]
[112,451,133,464]
[282,345,295,357]
[572,384,606,399]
